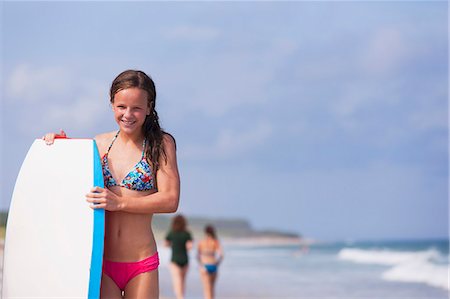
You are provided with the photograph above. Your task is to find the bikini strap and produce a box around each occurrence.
[106,130,120,155]
[141,138,147,159]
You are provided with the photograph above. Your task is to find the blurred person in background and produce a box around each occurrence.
[165,214,193,299]
[197,225,223,299]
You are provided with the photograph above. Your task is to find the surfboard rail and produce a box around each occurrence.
[88,140,105,299]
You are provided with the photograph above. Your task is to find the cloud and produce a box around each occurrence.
[157,58,272,118]
[297,24,447,145]
[5,64,110,133]
[157,37,298,118]
[7,64,71,103]
[360,27,409,75]
[44,83,107,131]
[180,122,273,160]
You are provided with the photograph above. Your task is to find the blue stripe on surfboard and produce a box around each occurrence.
[88,141,105,299]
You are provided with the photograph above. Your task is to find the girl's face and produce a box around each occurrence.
[111,88,151,135]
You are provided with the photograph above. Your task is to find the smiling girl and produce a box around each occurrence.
[44,70,180,298]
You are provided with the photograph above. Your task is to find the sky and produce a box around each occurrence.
[1,1,448,241]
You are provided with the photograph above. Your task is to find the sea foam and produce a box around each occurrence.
[338,247,449,290]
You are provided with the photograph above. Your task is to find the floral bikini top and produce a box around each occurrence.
[102,131,155,191]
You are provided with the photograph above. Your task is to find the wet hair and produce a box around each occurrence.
[110,70,173,172]
[171,214,187,232]
[205,225,217,239]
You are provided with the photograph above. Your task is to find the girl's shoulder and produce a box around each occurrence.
[199,238,218,248]
[211,238,220,248]
[94,131,117,142]
[94,131,117,155]
[180,230,192,238]
[162,132,177,151]
[185,230,193,240]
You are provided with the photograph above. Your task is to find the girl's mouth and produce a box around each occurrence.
[121,120,136,126]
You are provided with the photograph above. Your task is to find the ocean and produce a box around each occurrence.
[158,239,449,299]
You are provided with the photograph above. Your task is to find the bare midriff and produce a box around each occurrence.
[103,186,158,262]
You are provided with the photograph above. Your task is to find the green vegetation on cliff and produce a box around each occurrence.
[0,211,7,227]
[152,214,300,240]
[0,211,7,239]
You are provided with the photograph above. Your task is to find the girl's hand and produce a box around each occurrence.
[42,129,66,145]
[85,186,123,211]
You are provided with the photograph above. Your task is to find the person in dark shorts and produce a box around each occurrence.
[165,214,193,299]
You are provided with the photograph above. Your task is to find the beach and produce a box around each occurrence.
[1,238,448,298]
[158,238,449,298]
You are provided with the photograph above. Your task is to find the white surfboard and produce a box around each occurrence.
[2,139,105,299]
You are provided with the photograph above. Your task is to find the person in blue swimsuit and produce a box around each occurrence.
[197,225,223,299]
[43,70,180,299]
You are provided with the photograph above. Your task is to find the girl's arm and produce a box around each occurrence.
[216,241,224,264]
[186,240,193,251]
[197,241,202,264]
[86,134,180,214]
[164,231,172,248]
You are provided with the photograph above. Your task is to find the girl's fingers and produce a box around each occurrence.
[90,186,104,193]
[89,203,106,209]
[86,197,106,203]
[42,130,66,145]
[86,192,98,198]
[86,190,106,198]
[44,133,56,145]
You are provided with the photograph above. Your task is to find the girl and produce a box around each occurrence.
[197,225,223,299]
[44,70,180,298]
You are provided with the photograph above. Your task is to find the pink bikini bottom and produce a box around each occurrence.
[102,252,159,291]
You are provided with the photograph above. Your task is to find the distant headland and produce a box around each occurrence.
[152,214,303,245]
[0,211,304,245]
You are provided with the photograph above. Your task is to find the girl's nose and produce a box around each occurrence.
[124,108,132,117]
